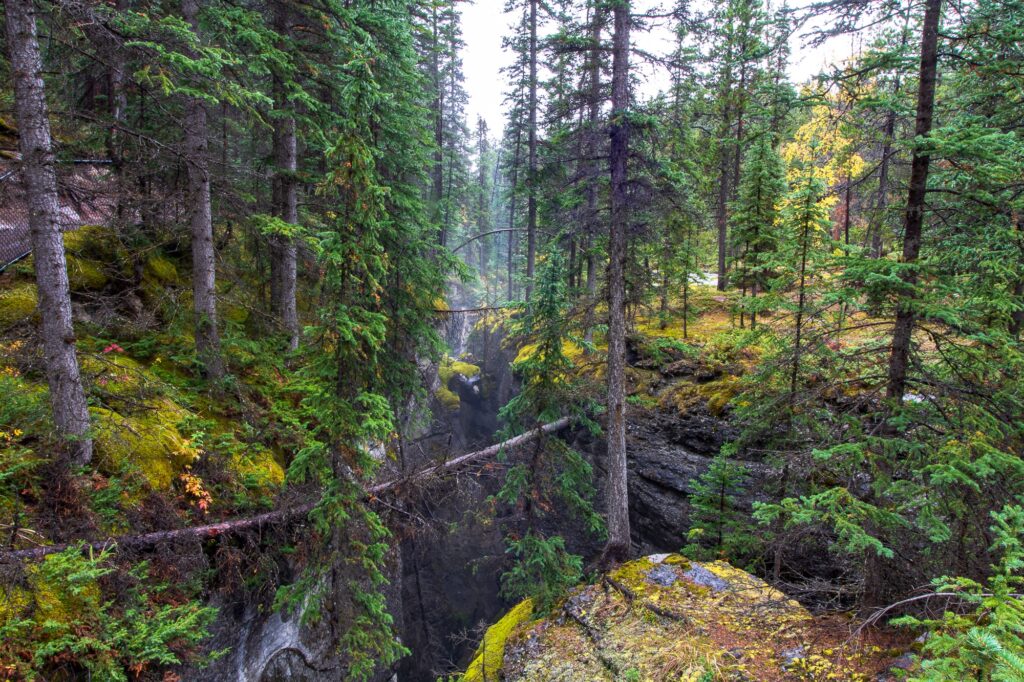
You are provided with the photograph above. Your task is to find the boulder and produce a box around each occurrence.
[468,554,900,681]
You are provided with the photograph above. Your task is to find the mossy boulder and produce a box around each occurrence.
[659,375,741,418]
[436,356,481,411]
[471,554,898,681]
[0,283,37,327]
[92,398,199,490]
[0,555,100,628]
[229,446,285,491]
[463,598,534,682]
[144,254,178,285]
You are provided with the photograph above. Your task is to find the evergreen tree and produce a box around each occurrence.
[729,131,786,328]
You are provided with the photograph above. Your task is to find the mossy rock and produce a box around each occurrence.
[436,357,481,411]
[439,357,481,384]
[463,598,534,682]
[658,376,740,417]
[229,447,285,491]
[436,385,461,411]
[143,254,178,285]
[65,254,108,291]
[0,283,37,327]
[81,354,153,397]
[478,555,896,681]
[0,556,101,628]
[222,302,251,325]
[92,398,199,490]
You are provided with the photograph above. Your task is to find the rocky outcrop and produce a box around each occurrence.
[466,554,902,681]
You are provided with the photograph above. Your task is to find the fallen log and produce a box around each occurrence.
[1,418,572,561]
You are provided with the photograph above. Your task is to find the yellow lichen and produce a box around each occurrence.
[0,283,37,327]
[463,598,534,682]
[92,398,200,490]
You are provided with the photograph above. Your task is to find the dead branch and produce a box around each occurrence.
[2,418,572,562]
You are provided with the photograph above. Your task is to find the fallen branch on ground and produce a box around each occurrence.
[2,418,572,561]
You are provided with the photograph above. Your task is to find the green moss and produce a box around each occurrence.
[82,354,151,397]
[222,302,251,325]
[437,385,461,411]
[0,283,37,326]
[144,254,178,285]
[0,585,31,626]
[463,598,534,682]
[436,357,480,411]
[229,446,285,490]
[65,254,108,291]
[30,556,101,625]
[92,398,199,490]
[438,357,481,384]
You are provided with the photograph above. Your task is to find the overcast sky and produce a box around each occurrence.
[459,1,860,134]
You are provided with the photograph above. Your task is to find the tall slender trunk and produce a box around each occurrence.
[886,0,942,404]
[715,44,734,292]
[431,6,445,246]
[270,0,298,351]
[872,109,896,259]
[508,120,523,301]
[583,4,603,342]
[604,0,632,564]
[5,0,93,464]
[182,0,225,380]
[525,0,538,302]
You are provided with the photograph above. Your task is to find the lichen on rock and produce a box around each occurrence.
[469,554,898,681]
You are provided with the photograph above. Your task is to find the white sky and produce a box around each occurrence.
[459,0,860,134]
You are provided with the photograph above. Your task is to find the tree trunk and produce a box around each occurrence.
[507,114,523,301]
[583,3,603,343]
[5,0,93,465]
[182,0,225,380]
[525,0,538,302]
[431,5,445,246]
[270,0,299,351]
[872,109,896,259]
[886,0,942,404]
[715,42,734,292]
[604,0,632,564]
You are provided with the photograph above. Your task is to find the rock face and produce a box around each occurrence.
[466,554,900,681]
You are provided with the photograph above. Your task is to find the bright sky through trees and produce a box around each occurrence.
[461,0,858,131]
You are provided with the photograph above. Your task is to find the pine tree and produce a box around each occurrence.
[729,131,786,328]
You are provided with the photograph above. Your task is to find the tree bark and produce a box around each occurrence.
[525,0,538,302]
[5,0,93,465]
[270,0,299,351]
[583,3,603,344]
[431,5,445,245]
[715,39,734,292]
[182,0,225,380]
[604,0,632,563]
[886,0,942,404]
